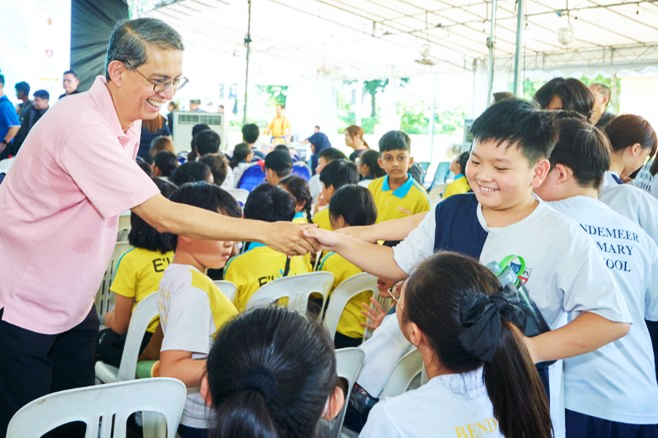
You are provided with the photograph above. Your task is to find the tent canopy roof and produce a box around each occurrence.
[146,0,658,79]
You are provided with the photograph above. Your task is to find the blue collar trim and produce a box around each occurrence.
[382,174,414,199]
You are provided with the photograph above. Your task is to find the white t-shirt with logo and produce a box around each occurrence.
[600,183,658,247]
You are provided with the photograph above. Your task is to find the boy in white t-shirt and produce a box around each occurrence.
[158,182,241,437]
[306,99,631,438]
[534,117,658,437]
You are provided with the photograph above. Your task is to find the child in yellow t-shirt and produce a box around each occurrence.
[442,151,471,199]
[368,130,430,223]
[314,159,359,230]
[317,184,377,348]
[280,175,313,224]
[225,184,311,311]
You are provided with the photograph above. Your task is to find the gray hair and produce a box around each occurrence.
[105,18,184,80]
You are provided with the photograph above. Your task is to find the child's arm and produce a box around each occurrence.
[304,228,407,280]
[106,295,133,335]
[524,312,630,363]
[337,211,429,243]
[133,194,320,256]
[159,350,206,387]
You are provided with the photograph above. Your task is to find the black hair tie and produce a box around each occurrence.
[458,292,512,363]
[239,366,278,403]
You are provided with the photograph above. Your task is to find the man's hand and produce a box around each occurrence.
[265,222,320,256]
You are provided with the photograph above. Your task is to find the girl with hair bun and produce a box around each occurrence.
[201,306,344,438]
[360,252,552,438]
[604,114,657,187]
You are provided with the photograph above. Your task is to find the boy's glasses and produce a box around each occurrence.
[388,280,404,309]
[133,68,189,94]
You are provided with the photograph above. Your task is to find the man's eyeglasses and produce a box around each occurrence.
[133,68,189,94]
[388,280,404,309]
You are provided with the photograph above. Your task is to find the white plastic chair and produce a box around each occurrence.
[246,271,334,317]
[328,348,365,438]
[7,377,186,438]
[379,348,423,399]
[213,279,238,302]
[95,241,133,319]
[323,273,378,342]
[96,292,159,383]
[226,188,250,205]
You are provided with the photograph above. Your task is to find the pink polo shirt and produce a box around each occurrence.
[0,76,159,334]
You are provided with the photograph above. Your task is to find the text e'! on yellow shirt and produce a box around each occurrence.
[318,251,369,339]
[110,246,173,332]
[368,174,430,223]
[224,242,311,312]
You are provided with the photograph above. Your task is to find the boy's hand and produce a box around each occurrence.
[265,222,320,256]
[303,226,343,250]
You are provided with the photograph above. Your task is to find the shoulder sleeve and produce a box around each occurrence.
[60,125,159,218]
[161,287,213,354]
[110,249,138,298]
[1,101,20,127]
[393,205,437,274]
[359,402,401,438]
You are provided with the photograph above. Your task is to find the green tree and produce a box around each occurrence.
[363,79,388,117]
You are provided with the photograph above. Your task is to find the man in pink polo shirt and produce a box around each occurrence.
[0,18,317,435]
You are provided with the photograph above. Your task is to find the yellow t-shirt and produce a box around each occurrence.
[313,207,332,230]
[318,252,369,339]
[110,247,173,332]
[292,211,309,224]
[442,175,471,199]
[224,242,311,311]
[268,115,290,144]
[368,174,430,223]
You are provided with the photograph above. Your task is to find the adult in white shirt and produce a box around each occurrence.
[360,252,551,438]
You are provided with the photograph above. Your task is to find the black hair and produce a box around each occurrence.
[378,130,411,152]
[105,18,183,81]
[549,118,611,188]
[359,149,385,179]
[403,252,552,438]
[230,143,252,168]
[15,81,30,96]
[470,99,558,164]
[194,129,221,156]
[192,123,211,137]
[274,144,290,153]
[319,159,359,191]
[242,123,260,144]
[63,70,79,78]
[33,89,49,100]
[169,161,212,186]
[534,77,595,121]
[153,151,179,177]
[605,114,657,157]
[455,152,470,175]
[280,175,313,224]
[318,148,347,162]
[128,177,177,252]
[199,153,229,186]
[166,182,241,250]
[329,185,377,227]
[206,306,337,438]
[265,150,293,178]
[243,183,296,222]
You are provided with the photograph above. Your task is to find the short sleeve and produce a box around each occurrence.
[110,249,137,299]
[1,101,20,127]
[60,124,159,218]
[393,205,437,274]
[161,288,213,355]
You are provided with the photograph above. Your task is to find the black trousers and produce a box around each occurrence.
[0,305,99,437]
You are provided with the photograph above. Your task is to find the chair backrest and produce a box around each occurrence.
[291,162,312,181]
[328,348,365,438]
[95,292,160,383]
[226,188,250,206]
[7,377,186,438]
[213,279,238,302]
[95,241,133,319]
[428,161,452,191]
[323,273,378,342]
[236,162,266,191]
[246,271,334,317]
[379,348,423,399]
